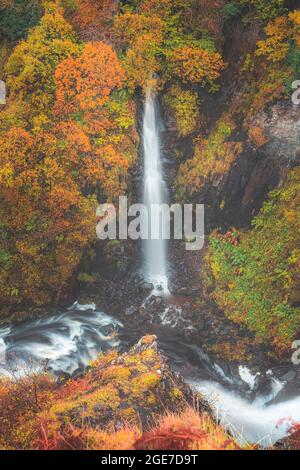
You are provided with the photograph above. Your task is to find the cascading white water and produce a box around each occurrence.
[191,377,300,447]
[143,90,169,291]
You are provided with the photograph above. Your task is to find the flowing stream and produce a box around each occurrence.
[0,92,300,448]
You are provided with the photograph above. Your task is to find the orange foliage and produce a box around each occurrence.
[256,11,300,62]
[248,126,267,148]
[114,11,164,48]
[135,408,241,450]
[114,12,164,91]
[0,372,55,449]
[54,40,137,201]
[168,46,225,87]
[70,0,117,42]
[0,123,97,308]
[35,420,140,451]
[55,42,126,115]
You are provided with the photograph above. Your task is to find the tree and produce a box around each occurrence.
[54,42,126,115]
[256,11,300,63]
[168,45,225,89]
[5,2,79,117]
[0,0,43,41]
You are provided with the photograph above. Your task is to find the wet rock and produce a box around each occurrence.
[195,318,205,330]
[155,284,164,293]
[253,351,266,367]
[254,376,274,399]
[188,287,201,295]
[174,287,188,295]
[138,282,154,293]
[280,370,296,382]
[184,326,198,341]
[154,296,163,306]
[125,306,138,316]
[219,326,231,336]
[130,273,144,285]
[101,324,119,336]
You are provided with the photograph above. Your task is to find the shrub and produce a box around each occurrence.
[134,408,242,450]
[204,167,300,354]
[0,0,43,41]
[222,2,243,21]
[164,85,200,137]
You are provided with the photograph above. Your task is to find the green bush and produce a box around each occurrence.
[0,0,43,41]
[61,0,79,15]
[164,85,199,137]
[222,2,243,21]
[286,45,300,81]
[0,249,11,268]
[237,0,286,23]
[204,167,300,353]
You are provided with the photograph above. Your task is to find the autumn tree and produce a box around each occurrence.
[54,40,137,201]
[167,45,225,89]
[54,42,126,115]
[256,11,300,63]
[0,125,97,309]
[114,2,225,92]
[4,1,79,118]
[67,0,117,42]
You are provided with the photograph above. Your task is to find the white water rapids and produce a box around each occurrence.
[190,378,300,447]
[0,305,299,446]
[0,91,299,449]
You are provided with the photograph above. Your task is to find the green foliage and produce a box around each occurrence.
[0,0,43,41]
[286,45,300,82]
[4,3,79,117]
[164,85,199,137]
[237,0,286,23]
[222,2,243,21]
[77,272,96,284]
[205,167,300,353]
[176,117,242,200]
[61,0,79,15]
[0,250,11,269]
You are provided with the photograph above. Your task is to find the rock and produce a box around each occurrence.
[280,370,296,382]
[138,282,154,293]
[253,351,266,367]
[196,318,205,330]
[250,102,300,164]
[125,306,137,316]
[255,376,274,399]
[0,81,6,105]
[219,326,231,336]
[101,323,119,336]
[175,287,188,295]
[188,287,201,295]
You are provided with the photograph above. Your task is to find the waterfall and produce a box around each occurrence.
[142,90,169,292]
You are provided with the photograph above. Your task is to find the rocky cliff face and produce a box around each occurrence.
[220,100,300,228]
